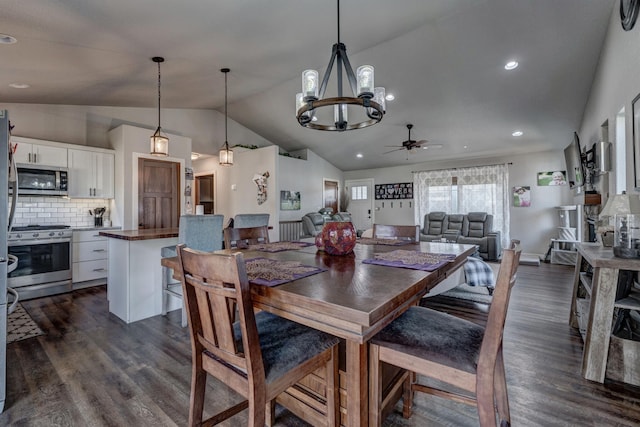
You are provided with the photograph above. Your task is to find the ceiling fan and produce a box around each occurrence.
[384,124,439,155]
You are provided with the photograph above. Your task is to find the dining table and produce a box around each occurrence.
[162,240,477,427]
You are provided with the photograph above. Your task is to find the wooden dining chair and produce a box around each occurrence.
[372,224,420,241]
[368,240,521,427]
[176,244,340,427]
[224,225,270,249]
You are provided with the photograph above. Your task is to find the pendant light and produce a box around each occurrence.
[219,67,234,166]
[295,0,385,131]
[150,56,169,156]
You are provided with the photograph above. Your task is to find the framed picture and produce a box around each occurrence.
[374,182,413,200]
[280,190,301,210]
[634,93,640,190]
[537,171,567,186]
[513,186,531,207]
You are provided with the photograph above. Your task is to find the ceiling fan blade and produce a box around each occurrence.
[416,139,429,145]
[384,145,404,148]
[383,148,404,154]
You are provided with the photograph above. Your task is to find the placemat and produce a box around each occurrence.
[246,257,327,286]
[358,237,414,246]
[247,241,314,252]
[362,250,456,272]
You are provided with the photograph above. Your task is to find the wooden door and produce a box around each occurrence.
[138,158,180,229]
[195,174,214,214]
[324,180,338,215]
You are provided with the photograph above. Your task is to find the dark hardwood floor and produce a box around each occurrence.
[2,262,640,426]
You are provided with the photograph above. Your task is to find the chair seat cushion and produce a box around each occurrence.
[371,306,484,374]
[235,311,339,384]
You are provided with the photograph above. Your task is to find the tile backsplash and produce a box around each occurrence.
[11,196,113,228]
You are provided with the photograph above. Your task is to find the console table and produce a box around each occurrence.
[570,243,640,386]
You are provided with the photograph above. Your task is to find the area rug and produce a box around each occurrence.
[440,283,493,305]
[7,304,44,344]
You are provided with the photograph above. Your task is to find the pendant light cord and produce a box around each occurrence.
[336,0,341,44]
[157,60,162,129]
[224,69,228,147]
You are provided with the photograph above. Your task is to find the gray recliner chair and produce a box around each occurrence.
[457,212,502,261]
[302,212,326,237]
[419,212,449,242]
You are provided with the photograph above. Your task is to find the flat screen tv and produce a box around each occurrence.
[564,132,585,189]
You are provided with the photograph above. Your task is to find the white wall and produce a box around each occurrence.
[109,125,189,229]
[193,147,343,241]
[345,150,573,256]
[579,6,640,199]
[277,149,343,221]
[0,103,272,157]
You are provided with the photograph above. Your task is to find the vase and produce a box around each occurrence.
[316,221,356,256]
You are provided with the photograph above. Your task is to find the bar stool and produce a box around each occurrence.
[161,214,224,326]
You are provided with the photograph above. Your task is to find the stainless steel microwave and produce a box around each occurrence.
[14,164,69,196]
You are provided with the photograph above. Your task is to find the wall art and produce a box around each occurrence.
[375,182,413,200]
[513,186,531,207]
[537,170,567,186]
[280,190,301,210]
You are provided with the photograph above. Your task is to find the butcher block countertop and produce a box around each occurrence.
[98,228,179,241]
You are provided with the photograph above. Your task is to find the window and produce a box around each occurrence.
[413,165,510,246]
[351,185,368,200]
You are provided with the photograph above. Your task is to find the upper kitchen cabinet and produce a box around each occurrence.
[68,148,115,199]
[11,136,68,167]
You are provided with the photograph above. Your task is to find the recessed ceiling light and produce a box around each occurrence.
[423,144,443,149]
[463,145,468,149]
[512,130,523,137]
[356,153,363,158]
[385,93,395,101]
[505,60,518,70]
[191,152,201,160]
[0,34,17,44]
[9,83,30,89]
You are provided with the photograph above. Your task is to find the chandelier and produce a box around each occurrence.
[219,68,233,166]
[150,56,169,156]
[296,0,385,131]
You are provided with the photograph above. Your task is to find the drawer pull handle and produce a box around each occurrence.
[93,268,106,272]
[92,234,101,237]
[92,249,106,252]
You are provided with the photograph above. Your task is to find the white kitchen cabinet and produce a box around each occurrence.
[11,137,68,167]
[72,230,108,286]
[68,148,115,198]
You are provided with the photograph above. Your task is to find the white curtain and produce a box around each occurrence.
[413,164,510,247]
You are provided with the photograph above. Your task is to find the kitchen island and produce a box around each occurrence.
[99,228,178,323]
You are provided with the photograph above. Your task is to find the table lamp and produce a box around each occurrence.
[599,192,640,257]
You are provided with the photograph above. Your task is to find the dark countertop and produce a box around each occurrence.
[99,228,179,241]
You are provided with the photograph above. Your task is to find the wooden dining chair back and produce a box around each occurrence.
[176,244,340,426]
[372,224,420,241]
[224,225,270,249]
[369,239,521,427]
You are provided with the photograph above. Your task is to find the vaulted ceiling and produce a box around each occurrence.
[0,0,614,170]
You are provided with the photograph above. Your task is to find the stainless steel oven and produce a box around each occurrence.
[7,225,72,300]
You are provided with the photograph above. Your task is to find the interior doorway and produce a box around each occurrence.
[195,173,215,214]
[324,179,339,215]
[138,158,180,229]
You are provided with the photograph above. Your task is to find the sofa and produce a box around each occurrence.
[302,212,326,237]
[420,212,502,261]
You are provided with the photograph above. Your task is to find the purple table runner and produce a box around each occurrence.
[362,250,456,272]
[246,257,326,287]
